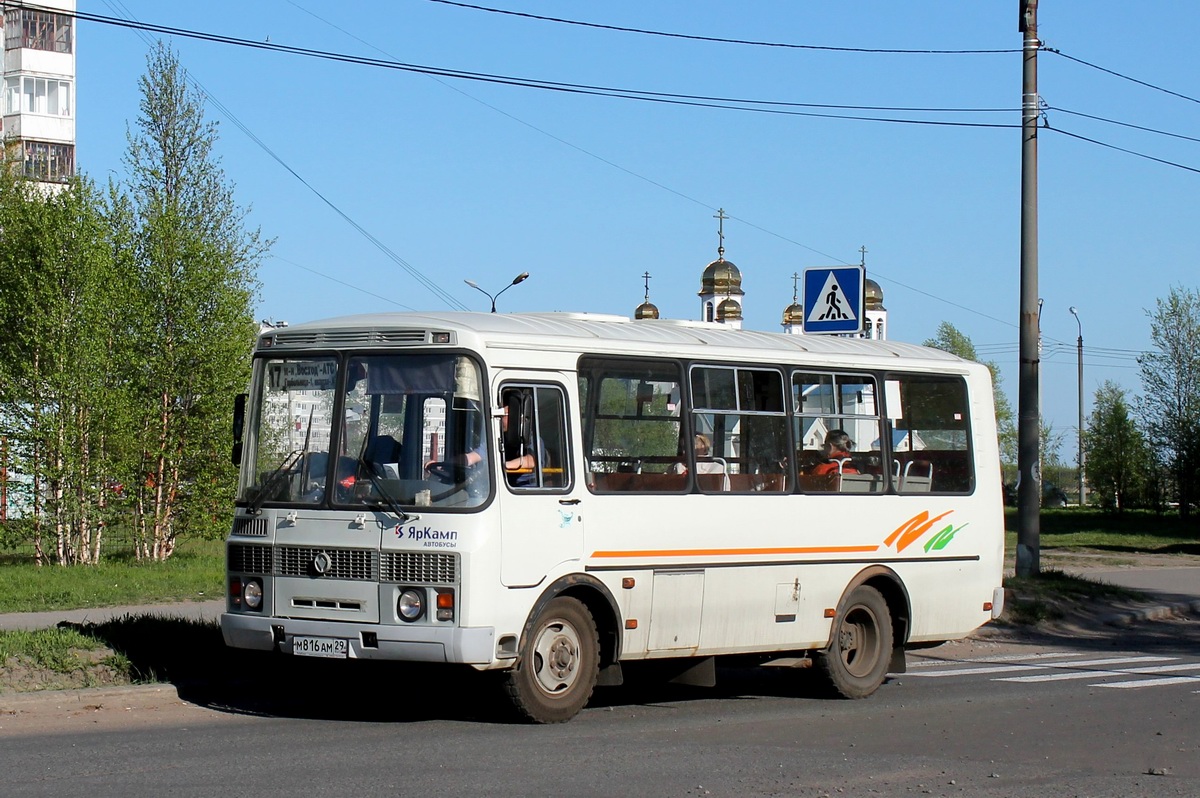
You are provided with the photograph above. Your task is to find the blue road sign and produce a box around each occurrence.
[802,265,865,334]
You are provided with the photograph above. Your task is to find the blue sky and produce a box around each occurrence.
[76,1,1199,460]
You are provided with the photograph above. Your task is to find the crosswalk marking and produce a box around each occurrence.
[997,662,1198,684]
[908,651,1087,668]
[906,649,1200,692]
[1098,676,1200,689]
[908,655,1171,678]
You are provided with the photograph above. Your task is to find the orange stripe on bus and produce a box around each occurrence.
[590,545,880,559]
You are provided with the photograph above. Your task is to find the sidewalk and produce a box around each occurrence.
[0,599,225,631]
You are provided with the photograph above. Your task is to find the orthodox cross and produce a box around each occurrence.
[714,208,728,259]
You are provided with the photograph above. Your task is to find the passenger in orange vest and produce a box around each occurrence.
[810,429,858,476]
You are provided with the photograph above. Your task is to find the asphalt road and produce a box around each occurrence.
[2,563,1198,796]
[3,619,1199,797]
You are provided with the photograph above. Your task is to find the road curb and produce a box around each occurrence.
[0,682,179,708]
[1100,599,1200,627]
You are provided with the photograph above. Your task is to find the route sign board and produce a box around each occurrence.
[802,265,865,335]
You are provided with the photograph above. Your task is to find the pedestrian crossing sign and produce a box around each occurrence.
[802,265,865,334]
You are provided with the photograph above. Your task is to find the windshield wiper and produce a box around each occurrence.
[352,434,410,523]
[246,449,301,516]
[245,408,318,516]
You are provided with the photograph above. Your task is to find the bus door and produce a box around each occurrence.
[498,379,583,587]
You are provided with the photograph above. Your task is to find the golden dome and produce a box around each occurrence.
[699,258,744,297]
[634,301,660,320]
[781,302,805,326]
[865,278,885,310]
[716,297,742,321]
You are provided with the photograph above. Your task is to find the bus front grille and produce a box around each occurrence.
[231,517,270,537]
[228,543,272,575]
[380,551,458,584]
[276,546,378,581]
[228,545,457,584]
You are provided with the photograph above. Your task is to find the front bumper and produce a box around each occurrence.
[221,613,496,664]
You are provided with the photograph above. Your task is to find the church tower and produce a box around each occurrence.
[633,271,660,320]
[862,278,887,340]
[781,272,805,335]
[698,208,744,329]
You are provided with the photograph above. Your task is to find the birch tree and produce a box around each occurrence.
[1137,286,1200,519]
[0,173,128,564]
[115,42,267,560]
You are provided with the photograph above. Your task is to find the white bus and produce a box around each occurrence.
[222,311,1004,723]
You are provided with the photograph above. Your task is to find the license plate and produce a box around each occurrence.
[292,635,348,658]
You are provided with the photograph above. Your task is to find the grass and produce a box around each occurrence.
[0,537,223,614]
[0,625,136,691]
[1004,507,1200,558]
[1001,567,1145,625]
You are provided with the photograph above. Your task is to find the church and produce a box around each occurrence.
[633,209,889,341]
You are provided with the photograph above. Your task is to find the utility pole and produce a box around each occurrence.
[1016,0,1041,577]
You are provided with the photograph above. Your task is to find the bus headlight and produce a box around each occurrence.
[243,579,263,611]
[397,589,424,622]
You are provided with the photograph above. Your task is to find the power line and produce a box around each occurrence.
[1044,48,1200,106]
[53,4,1020,127]
[97,0,469,311]
[1047,127,1200,175]
[425,0,1020,55]
[1047,106,1200,145]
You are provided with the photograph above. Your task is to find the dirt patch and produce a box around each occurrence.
[0,648,131,694]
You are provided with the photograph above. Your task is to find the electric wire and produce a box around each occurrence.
[1044,48,1200,106]
[57,2,1197,334]
[426,0,1021,55]
[97,0,469,311]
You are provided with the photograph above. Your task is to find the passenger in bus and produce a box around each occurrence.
[672,433,723,476]
[502,403,542,487]
[810,429,859,476]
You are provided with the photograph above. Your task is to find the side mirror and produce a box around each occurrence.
[231,393,247,467]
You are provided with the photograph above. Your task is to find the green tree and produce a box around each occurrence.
[0,173,129,565]
[1137,286,1200,519]
[1083,381,1148,512]
[112,42,267,560]
[923,322,1016,462]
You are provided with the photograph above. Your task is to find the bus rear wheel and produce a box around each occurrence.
[503,597,599,723]
[815,585,892,699]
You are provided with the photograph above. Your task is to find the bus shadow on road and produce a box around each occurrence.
[72,615,860,724]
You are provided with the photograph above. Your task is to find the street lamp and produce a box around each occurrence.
[1069,306,1086,506]
[464,272,530,313]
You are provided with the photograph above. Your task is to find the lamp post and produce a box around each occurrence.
[464,272,530,313]
[1069,306,1086,506]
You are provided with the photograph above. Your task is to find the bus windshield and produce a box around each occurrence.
[238,352,489,510]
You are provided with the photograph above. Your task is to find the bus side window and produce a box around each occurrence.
[501,384,571,491]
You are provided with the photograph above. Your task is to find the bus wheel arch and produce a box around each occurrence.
[502,575,621,723]
[816,567,910,699]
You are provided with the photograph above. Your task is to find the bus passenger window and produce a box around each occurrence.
[793,372,883,494]
[886,375,973,494]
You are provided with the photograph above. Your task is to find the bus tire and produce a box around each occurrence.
[503,596,599,723]
[815,584,893,699]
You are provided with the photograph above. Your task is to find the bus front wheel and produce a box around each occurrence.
[503,596,599,723]
[815,585,893,699]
